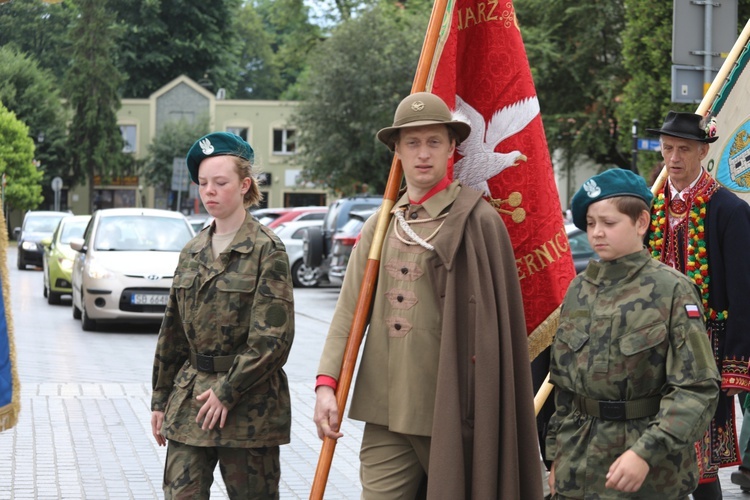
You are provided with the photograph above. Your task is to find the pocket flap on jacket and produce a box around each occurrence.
[619,322,668,356]
[215,274,257,293]
[556,324,589,352]
[173,271,198,289]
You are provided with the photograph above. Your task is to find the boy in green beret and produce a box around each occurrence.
[546,168,720,498]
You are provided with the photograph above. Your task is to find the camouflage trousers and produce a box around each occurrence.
[163,440,280,499]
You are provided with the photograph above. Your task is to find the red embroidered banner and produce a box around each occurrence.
[426,0,575,336]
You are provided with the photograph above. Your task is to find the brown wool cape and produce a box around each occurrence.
[425,187,543,499]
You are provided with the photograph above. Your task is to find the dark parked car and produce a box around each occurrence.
[566,224,598,273]
[328,208,379,286]
[14,211,71,270]
[303,195,382,284]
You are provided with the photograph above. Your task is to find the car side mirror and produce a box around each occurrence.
[13,227,20,240]
[69,237,86,252]
[40,237,52,248]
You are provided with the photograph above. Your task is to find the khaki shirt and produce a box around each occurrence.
[318,182,461,436]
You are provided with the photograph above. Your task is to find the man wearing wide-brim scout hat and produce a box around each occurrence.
[314,91,543,498]
[645,109,750,498]
[376,92,471,152]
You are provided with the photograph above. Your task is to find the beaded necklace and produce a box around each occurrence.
[648,175,726,321]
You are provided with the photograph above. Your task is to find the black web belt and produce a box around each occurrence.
[189,351,237,373]
[573,394,661,421]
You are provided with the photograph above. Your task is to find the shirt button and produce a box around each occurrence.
[410,212,418,220]
[394,323,402,331]
[397,295,404,302]
[401,267,408,275]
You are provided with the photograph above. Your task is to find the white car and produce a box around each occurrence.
[69,208,195,331]
[274,220,322,288]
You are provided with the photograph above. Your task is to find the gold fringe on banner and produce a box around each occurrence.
[0,202,20,432]
[527,305,559,362]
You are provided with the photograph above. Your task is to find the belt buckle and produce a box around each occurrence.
[599,401,626,421]
[195,354,214,373]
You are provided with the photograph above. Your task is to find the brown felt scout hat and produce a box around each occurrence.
[376,92,471,151]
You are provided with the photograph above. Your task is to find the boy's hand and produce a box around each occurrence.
[605,450,649,492]
[548,462,556,496]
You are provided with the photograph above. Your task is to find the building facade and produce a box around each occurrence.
[68,75,327,215]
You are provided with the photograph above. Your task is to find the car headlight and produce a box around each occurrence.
[86,259,113,280]
[21,241,38,251]
[58,257,74,272]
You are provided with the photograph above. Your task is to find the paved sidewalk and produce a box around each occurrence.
[0,382,364,499]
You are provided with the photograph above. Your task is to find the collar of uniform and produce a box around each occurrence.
[668,168,704,200]
[186,212,258,257]
[583,248,651,286]
[394,180,461,219]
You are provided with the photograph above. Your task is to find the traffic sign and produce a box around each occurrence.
[51,176,63,191]
[638,138,661,152]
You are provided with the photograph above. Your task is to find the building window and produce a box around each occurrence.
[226,127,249,141]
[120,125,137,153]
[273,129,295,154]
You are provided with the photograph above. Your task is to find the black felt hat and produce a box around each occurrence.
[646,111,718,143]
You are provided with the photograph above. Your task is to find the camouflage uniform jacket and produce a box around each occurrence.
[546,249,720,498]
[151,215,294,448]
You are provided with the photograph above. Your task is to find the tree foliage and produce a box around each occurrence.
[0,46,71,195]
[233,3,283,100]
[142,117,210,192]
[292,3,430,195]
[518,0,629,171]
[0,104,44,212]
[0,0,78,84]
[64,0,128,209]
[252,0,322,100]
[110,0,243,98]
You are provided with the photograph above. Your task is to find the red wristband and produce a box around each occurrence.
[315,375,337,391]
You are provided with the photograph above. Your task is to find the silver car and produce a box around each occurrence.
[274,220,322,288]
[69,208,194,331]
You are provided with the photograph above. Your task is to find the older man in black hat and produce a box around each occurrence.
[646,111,750,499]
[313,92,543,499]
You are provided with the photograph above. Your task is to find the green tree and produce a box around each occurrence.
[64,0,127,210]
[253,0,322,100]
[291,3,429,195]
[0,104,44,212]
[0,0,78,84]
[518,0,629,173]
[111,0,243,98]
[233,3,283,99]
[0,46,71,203]
[141,118,210,205]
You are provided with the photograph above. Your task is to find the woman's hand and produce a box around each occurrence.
[151,411,167,446]
[195,388,229,431]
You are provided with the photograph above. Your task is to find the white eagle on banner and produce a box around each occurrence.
[453,94,540,196]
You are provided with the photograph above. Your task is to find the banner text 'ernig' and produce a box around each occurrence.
[516,226,570,281]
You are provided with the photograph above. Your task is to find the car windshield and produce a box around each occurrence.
[24,215,66,233]
[59,220,89,244]
[95,216,192,251]
[339,217,365,236]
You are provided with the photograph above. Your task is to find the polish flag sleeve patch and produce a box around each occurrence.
[685,304,702,319]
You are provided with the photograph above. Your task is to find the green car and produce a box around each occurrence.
[41,215,91,305]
